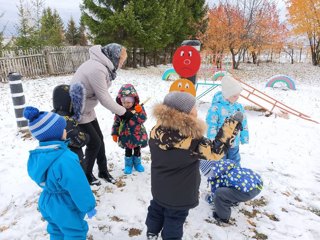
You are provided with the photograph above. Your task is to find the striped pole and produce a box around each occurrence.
[8,72,29,132]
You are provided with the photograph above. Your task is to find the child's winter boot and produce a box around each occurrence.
[133,156,144,172]
[124,156,133,174]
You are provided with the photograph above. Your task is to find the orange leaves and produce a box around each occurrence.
[287,0,320,36]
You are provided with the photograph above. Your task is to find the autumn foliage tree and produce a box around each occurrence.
[201,0,286,68]
[287,0,320,65]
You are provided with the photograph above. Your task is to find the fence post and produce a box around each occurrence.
[8,72,29,134]
[44,49,54,75]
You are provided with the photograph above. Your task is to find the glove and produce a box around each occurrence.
[134,104,142,113]
[231,111,243,131]
[112,135,118,142]
[87,208,97,219]
[121,110,134,122]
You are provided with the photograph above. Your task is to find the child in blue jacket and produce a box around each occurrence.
[206,75,249,165]
[24,106,96,240]
[200,159,263,223]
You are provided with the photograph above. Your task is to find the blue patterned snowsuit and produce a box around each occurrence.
[206,91,249,164]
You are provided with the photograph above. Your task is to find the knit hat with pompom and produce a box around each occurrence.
[23,106,66,141]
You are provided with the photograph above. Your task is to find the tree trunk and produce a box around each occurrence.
[251,51,257,64]
[153,50,157,67]
[291,49,294,64]
[132,48,137,68]
[143,51,147,67]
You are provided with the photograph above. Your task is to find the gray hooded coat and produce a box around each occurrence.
[70,45,126,124]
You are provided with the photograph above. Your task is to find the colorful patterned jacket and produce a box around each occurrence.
[111,84,148,149]
[200,159,263,193]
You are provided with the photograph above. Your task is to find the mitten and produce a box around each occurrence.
[231,111,243,131]
[112,135,118,143]
[120,110,134,122]
[87,208,97,219]
[134,104,142,113]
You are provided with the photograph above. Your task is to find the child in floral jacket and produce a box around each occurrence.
[111,84,148,174]
[200,159,263,223]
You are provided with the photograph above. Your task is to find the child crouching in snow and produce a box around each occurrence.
[24,106,96,239]
[200,159,263,224]
[111,84,148,174]
[145,91,243,240]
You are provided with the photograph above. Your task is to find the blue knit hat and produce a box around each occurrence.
[23,106,66,141]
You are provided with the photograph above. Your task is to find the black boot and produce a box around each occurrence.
[86,173,101,186]
[98,171,116,184]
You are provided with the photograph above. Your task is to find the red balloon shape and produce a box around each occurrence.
[172,46,201,78]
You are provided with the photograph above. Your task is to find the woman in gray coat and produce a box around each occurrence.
[70,43,133,185]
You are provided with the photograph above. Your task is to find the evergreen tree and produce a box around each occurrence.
[78,21,88,46]
[15,0,38,49]
[40,8,65,46]
[65,17,79,45]
[120,0,165,50]
[30,0,45,46]
[81,0,130,44]
[173,0,208,45]
[0,12,4,50]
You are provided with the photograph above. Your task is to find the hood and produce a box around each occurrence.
[152,103,206,139]
[89,45,115,71]
[52,84,73,115]
[116,84,140,105]
[27,141,68,187]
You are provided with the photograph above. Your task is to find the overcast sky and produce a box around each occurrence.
[0,0,82,36]
[1,0,286,38]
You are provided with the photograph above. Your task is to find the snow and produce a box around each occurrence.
[0,62,320,240]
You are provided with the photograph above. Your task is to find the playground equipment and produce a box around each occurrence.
[266,75,296,90]
[195,53,232,100]
[162,68,179,81]
[213,71,227,81]
[236,77,318,124]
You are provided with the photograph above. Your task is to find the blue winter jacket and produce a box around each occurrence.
[206,91,249,147]
[27,141,96,217]
[200,159,263,193]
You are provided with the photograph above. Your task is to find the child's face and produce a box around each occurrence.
[61,129,67,140]
[227,94,240,104]
[189,106,198,118]
[121,100,134,109]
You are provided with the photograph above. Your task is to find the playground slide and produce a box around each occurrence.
[236,78,319,124]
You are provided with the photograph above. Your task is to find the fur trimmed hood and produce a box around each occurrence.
[152,103,206,139]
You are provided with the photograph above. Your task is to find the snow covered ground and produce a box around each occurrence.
[0,63,320,240]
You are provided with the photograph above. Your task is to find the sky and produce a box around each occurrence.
[0,0,287,37]
[0,0,82,36]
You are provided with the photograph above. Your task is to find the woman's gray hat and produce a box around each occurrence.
[163,91,196,113]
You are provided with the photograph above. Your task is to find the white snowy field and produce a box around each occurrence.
[0,63,320,240]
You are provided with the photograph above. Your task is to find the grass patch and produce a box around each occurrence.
[252,229,268,240]
[128,228,142,237]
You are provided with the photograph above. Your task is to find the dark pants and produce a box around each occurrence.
[125,147,141,157]
[78,119,108,174]
[145,200,189,240]
[214,187,261,221]
[69,147,86,171]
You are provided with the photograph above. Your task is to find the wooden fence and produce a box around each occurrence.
[0,46,90,82]
[0,46,173,82]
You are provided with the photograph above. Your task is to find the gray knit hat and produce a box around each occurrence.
[163,91,196,113]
